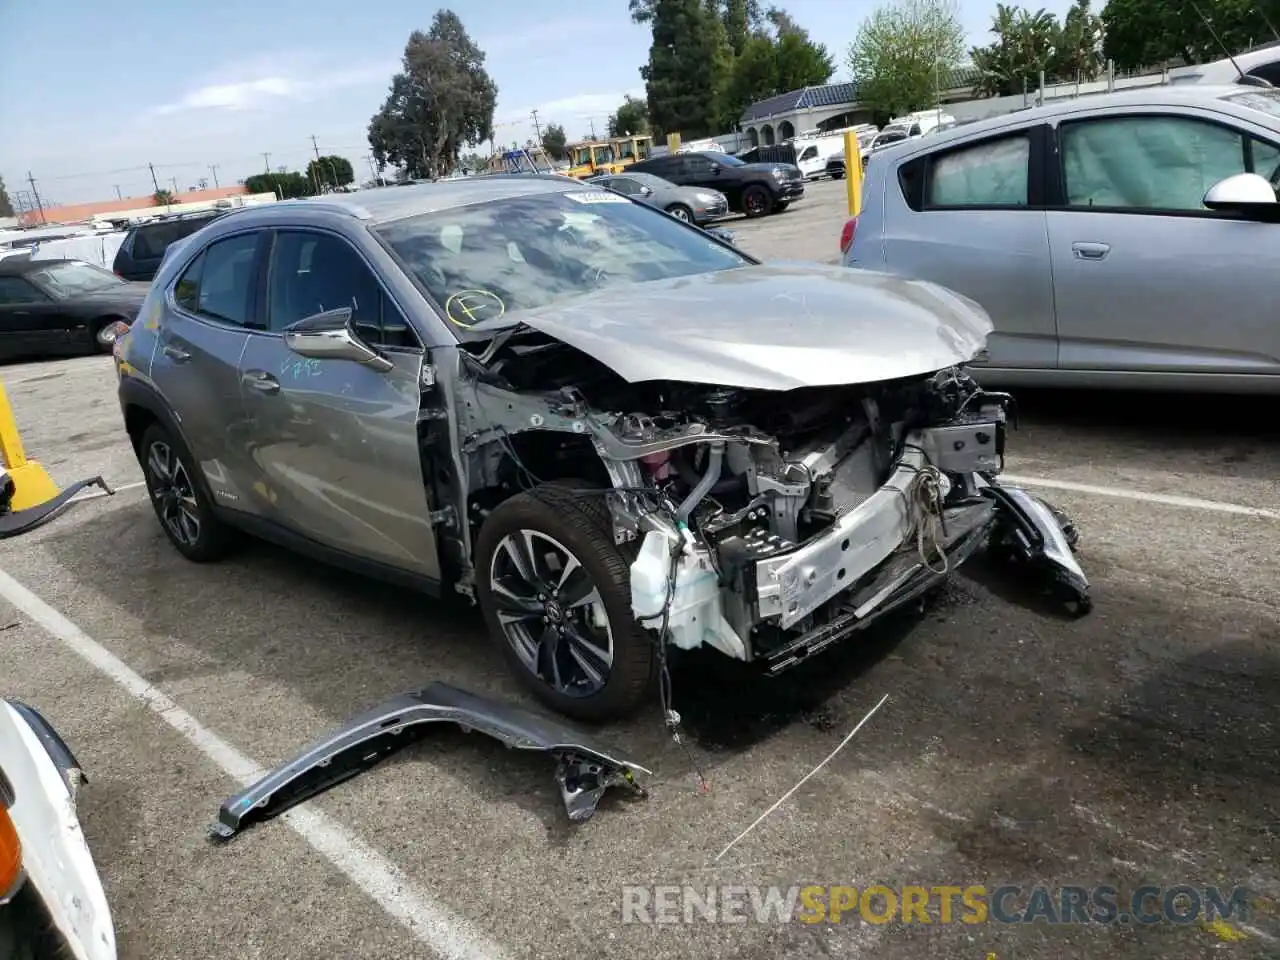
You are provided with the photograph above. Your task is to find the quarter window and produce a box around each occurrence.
[927,135,1031,207]
[174,232,260,326]
[1058,115,1277,210]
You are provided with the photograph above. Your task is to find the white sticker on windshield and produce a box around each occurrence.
[565,191,629,204]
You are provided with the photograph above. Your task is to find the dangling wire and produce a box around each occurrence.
[907,466,950,575]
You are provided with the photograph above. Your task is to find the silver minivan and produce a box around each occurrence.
[841,84,1280,393]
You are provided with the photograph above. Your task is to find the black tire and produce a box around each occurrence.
[665,203,694,222]
[139,422,240,562]
[742,184,773,218]
[831,170,845,180]
[474,483,656,722]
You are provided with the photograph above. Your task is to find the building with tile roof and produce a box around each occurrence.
[738,68,982,145]
[19,184,250,227]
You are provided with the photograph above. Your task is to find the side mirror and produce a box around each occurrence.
[1203,173,1280,221]
[283,307,393,373]
[709,163,721,174]
[638,185,653,197]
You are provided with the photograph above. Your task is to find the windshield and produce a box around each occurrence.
[28,260,124,297]
[375,190,751,339]
[1225,88,1280,119]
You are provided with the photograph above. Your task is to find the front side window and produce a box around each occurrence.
[607,178,641,196]
[375,190,752,339]
[683,156,715,175]
[927,134,1030,206]
[1060,115,1257,210]
[268,232,379,338]
[175,232,259,326]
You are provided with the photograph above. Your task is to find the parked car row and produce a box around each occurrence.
[841,83,1280,393]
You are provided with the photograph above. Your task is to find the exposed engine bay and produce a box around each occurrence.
[445,335,1091,678]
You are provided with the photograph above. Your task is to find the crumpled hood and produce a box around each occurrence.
[512,262,993,390]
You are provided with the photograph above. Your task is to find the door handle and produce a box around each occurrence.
[1071,241,1111,260]
[162,344,191,362]
[242,369,280,394]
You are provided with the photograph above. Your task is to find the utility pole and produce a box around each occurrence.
[310,134,322,163]
[114,185,122,200]
[171,176,179,195]
[589,117,597,140]
[209,164,220,188]
[365,153,379,184]
[262,153,271,175]
[530,109,542,143]
[148,163,160,192]
[25,172,46,224]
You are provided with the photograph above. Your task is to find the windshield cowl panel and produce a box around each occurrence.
[375,191,751,341]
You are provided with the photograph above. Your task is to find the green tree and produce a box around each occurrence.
[608,96,651,136]
[722,0,763,54]
[1053,0,1104,82]
[368,10,498,179]
[244,171,311,199]
[970,4,1062,97]
[774,29,836,92]
[638,0,733,138]
[0,177,13,218]
[1100,0,1280,71]
[306,155,355,189]
[152,189,175,206]
[848,0,965,121]
[541,122,568,159]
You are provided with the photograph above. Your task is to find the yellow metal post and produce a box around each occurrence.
[0,379,60,511]
[667,132,681,154]
[843,130,863,218]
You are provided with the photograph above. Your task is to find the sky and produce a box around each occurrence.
[0,0,1075,208]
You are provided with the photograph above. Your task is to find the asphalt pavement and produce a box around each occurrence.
[1,179,1277,959]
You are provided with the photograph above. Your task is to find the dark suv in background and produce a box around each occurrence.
[625,150,804,218]
[112,211,225,281]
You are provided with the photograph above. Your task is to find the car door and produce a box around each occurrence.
[602,176,657,209]
[150,229,266,506]
[236,228,439,579]
[0,276,70,357]
[1046,110,1280,377]
[679,154,721,189]
[879,126,1059,369]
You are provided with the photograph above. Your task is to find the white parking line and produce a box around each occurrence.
[0,568,508,960]
[1003,474,1280,521]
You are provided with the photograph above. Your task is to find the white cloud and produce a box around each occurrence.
[150,56,395,116]
[478,18,613,56]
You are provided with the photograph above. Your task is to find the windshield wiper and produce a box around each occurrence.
[476,319,537,364]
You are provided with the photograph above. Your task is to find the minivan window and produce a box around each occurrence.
[376,191,750,338]
[1060,115,1263,210]
[927,134,1030,206]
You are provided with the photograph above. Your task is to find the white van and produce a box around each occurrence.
[788,134,847,179]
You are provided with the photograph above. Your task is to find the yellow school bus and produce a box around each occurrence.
[565,140,626,178]
[610,134,653,167]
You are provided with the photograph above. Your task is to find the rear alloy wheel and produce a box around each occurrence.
[475,485,655,722]
[666,203,694,222]
[140,423,239,562]
[742,185,773,218]
[93,320,127,353]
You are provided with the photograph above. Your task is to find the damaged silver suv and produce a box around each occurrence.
[114,176,1089,721]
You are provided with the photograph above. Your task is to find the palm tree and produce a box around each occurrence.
[152,189,175,206]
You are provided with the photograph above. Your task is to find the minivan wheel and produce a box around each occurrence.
[742,185,772,218]
[139,423,239,562]
[474,484,655,723]
[666,203,693,222]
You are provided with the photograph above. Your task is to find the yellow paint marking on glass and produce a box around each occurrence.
[1199,918,1249,942]
[844,130,863,218]
[0,380,60,510]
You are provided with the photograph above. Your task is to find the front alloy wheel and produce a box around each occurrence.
[489,530,614,698]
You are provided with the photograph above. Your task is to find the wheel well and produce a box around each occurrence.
[124,403,159,457]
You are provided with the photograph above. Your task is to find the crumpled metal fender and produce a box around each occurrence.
[210,682,651,840]
[0,699,116,960]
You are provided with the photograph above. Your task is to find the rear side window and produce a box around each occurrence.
[926,134,1031,207]
[174,232,260,326]
[132,217,217,260]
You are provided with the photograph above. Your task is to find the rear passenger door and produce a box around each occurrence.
[880,126,1058,369]
[0,276,69,356]
[151,229,267,507]
[236,229,439,578]
[1045,110,1280,377]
